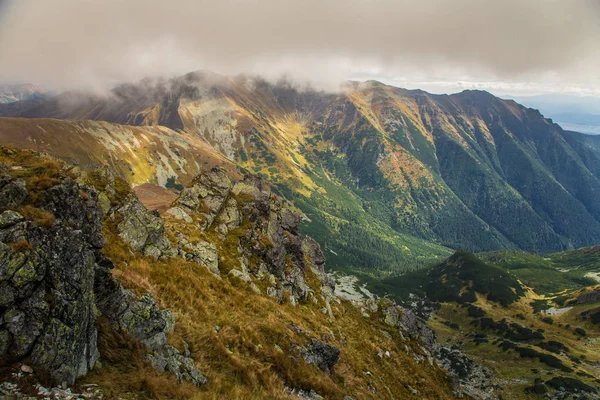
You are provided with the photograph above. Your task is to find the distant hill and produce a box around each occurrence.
[0,83,50,104]
[507,94,600,135]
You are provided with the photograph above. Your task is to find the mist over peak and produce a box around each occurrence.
[0,0,598,95]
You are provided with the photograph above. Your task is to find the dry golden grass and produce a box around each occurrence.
[9,239,32,252]
[92,222,454,399]
[16,205,54,228]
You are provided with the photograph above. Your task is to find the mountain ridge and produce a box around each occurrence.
[1,72,600,274]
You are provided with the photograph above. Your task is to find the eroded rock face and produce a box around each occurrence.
[116,195,175,258]
[172,169,336,307]
[0,172,204,386]
[0,179,103,384]
[296,338,340,375]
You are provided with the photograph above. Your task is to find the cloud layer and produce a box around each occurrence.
[0,0,599,93]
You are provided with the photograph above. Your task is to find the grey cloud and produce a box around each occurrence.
[0,0,598,92]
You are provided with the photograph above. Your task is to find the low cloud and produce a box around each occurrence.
[0,0,598,93]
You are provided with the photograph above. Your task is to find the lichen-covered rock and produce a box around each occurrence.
[383,306,400,327]
[173,167,232,228]
[0,161,204,387]
[119,294,175,351]
[94,256,206,386]
[0,180,103,384]
[300,338,341,375]
[116,194,175,258]
[166,206,193,223]
[0,210,24,229]
[171,171,336,307]
[147,345,207,386]
[176,233,219,275]
[0,163,27,210]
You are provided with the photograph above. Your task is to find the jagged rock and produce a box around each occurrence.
[0,210,23,229]
[228,268,261,294]
[174,167,232,228]
[383,306,399,327]
[399,309,436,351]
[147,345,207,386]
[302,237,335,293]
[119,294,175,351]
[0,180,103,384]
[220,197,241,230]
[301,338,341,375]
[0,165,27,210]
[0,165,204,386]
[435,345,495,399]
[166,206,193,223]
[116,194,175,258]
[172,170,336,307]
[176,233,219,275]
[95,258,206,386]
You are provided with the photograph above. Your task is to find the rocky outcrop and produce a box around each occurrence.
[94,254,206,386]
[116,194,176,259]
[0,167,204,386]
[0,163,27,210]
[302,338,341,375]
[342,283,495,399]
[0,178,103,384]
[170,168,335,307]
[175,232,219,275]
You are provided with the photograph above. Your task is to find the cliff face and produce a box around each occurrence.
[0,175,102,383]
[0,148,203,386]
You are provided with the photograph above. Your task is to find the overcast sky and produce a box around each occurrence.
[0,0,599,96]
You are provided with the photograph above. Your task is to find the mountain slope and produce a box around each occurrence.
[365,250,600,399]
[2,72,600,273]
[0,145,460,399]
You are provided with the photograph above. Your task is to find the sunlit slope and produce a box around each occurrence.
[4,73,600,272]
[0,117,238,187]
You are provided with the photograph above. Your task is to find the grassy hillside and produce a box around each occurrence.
[367,250,524,306]
[363,250,600,399]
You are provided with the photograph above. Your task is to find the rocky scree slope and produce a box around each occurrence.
[0,146,479,399]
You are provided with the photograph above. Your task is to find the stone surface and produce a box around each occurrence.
[116,195,175,258]
[171,171,337,307]
[0,165,205,386]
[176,233,219,275]
[166,206,193,223]
[0,164,27,210]
[301,338,341,375]
[0,179,103,384]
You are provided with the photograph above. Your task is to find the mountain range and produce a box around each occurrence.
[1,71,600,276]
[1,72,600,399]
